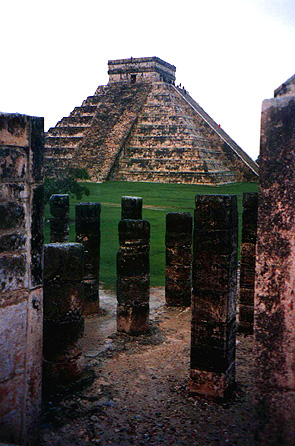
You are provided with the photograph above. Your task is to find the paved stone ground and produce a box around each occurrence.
[41,287,254,446]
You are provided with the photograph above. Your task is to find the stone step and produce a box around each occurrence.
[47,126,88,137]
[71,105,98,116]
[56,115,94,127]
[45,136,83,148]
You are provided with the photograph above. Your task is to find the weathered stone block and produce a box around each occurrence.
[118,219,150,246]
[44,243,84,282]
[194,195,238,230]
[117,304,149,334]
[43,283,84,321]
[166,246,192,266]
[75,202,101,235]
[165,279,191,307]
[189,362,235,400]
[192,253,237,291]
[0,202,25,231]
[0,147,27,181]
[0,254,27,293]
[49,194,69,218]
[166,212,192,234]
[43,319,84,361]
[165,265,191,281]
[192,289,236,323]
[121,196,142,220]
[117,251,149,277]
[117,277,149,304]
[30,185,44,287]
[0,233,26,253]
[0,113,29,147]
[0,300,27,382]
[193,229,237,255]
[254,94,295,443]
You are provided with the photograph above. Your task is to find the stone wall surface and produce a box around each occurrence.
[254,95,295,445]
[190,194,238,399]
[0,113,44,445]
[44,57,258,185]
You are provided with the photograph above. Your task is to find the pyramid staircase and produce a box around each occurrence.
[110,82,241,184]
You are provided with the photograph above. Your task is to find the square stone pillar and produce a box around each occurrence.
[165,212,192,306]
[49,194,69,242]
[43,243,85,392]
[117,219,150,334]
[76,202,101,315]
[190,194,238,399]
[121,196,142,220]
[238,192,258,333]
[0,113,44,445]
[254,95,295,444]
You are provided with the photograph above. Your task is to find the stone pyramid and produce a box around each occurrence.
[45,57,258,184]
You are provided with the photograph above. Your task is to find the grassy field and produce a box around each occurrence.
[44,181,259,290]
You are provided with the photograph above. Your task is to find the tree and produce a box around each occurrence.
[44,168,90,204]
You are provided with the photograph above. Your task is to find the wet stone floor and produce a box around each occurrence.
[41,287,254,446]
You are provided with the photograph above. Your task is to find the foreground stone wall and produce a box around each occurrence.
[254,95,295,444]
[0,113,44,445]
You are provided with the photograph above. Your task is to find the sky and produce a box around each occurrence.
[1,0,295,161]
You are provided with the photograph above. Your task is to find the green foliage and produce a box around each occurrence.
[44,168,90,204]
[44,181,259,290]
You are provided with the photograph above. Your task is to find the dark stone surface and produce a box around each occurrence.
[121,196,142,220]
[117,218,150,334]
[30,185,44,287]
[254,96,295,443]
[75,202,101,235]
[44,243,84,282]
[191,194,238,399]
[30,116,44,182]
[194,195,238,230]
[49,194,69,218]
[0,202,25,231]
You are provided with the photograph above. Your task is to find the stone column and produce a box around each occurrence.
[49,193,69,242]
[190,194,238,399]
[254,95,295,444]
[0,113,44,445]
[238,192,258,333]
[43,243,85,392]
[121,196,142,220]
[117,219,150,334]
[76,202,101,315]
[165,212,192,306]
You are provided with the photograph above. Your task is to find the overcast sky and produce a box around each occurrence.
[1,0,295,161]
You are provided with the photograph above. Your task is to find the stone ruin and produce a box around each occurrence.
[2,72,295,445]
[44,56,258,185]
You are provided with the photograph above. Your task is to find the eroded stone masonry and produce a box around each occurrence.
[254,77,295,445]
[0,113,44,445]
[45,57,258,185]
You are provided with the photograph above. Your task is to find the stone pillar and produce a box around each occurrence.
[117,219,150,334]
[238,192,258,333]
[0,113,44,445]
[43,243,85,392]
[49,193,69,242]
[165,212,192,306]
[190,195,238,399]
[76,202,101,315]
[121,196,142,220]
[254,95,295,444]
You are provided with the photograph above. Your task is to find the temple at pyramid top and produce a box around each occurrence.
[44,56,258,184]
[108,57,176,84]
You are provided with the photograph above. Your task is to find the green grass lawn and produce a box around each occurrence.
[44,181,259,290]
